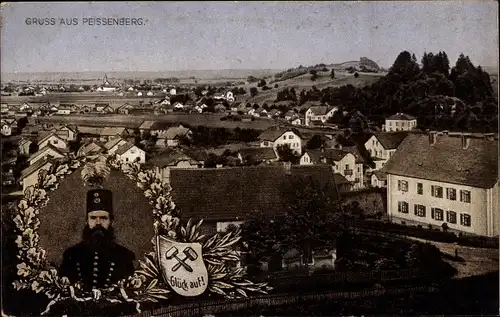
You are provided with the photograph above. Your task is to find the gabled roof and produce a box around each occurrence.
[78,142,104,156]
[381,133,499,188]
[386,113,416,121]
[100,127,126,136]
[37,132,66,145]
[28,144,68,163]
[20,157,57,180]
[307,106,336,116]
[373,132,409,150]
[115,142,138,155]
[103,137,125,150]
[259,127,301,142]
[58,124,78,133]
[146,149,200,167]
[304,149,351,164]
[166,126,191,140]
[372,170,387,181]
[139,120,156,130]
[238,147,277,161]
[170,165,340,221]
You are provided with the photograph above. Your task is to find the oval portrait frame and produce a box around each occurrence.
[12,153,271,315]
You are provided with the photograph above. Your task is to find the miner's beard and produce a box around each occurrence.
[82,224,115,249]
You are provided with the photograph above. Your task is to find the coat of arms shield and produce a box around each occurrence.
[155,235,208,296]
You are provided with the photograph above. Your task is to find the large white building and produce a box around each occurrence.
[259,127,303,155]
[382,132,499,237]
[304,106,338,126]
[383,113,417,132]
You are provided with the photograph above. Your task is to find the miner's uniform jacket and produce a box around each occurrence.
[59,242,135,290]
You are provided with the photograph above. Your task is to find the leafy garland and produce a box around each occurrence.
[12,153,271,315]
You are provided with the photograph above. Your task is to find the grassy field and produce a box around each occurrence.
[35,113,278,130]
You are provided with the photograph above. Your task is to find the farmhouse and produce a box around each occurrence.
[18,137,34,155]
[103,137,129,155]
[1,119,16,136]
[382,132,499,237]
[364,132,409,171]
[57,105,71,115]
[383,113,417,132]
[21,158,61,191]
[28,144,69,166]
[146,149,202,183]
[305,106,338,126]
[237,147,279,165]
[38,133,68,151]
[300,148,363,190]
[114,142,146,164]
[55,125,78,142]
[99,127,127,141]
[259,126,303,155]
[77,141,105,157]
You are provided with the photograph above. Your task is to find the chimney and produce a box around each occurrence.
[428,131,437,145]
[461,134,470,149]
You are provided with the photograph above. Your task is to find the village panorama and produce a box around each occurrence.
[1,2,499,317]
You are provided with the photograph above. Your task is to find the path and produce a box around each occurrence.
[404,236,499,279]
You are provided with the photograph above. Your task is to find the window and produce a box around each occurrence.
[398,201,408,213]
[414,205,426,217]
[283,136,286,140]
[446,188,456,200]
[431,185,443,198]
[431,208,444,221]
[263,141,269,146]
[460,213,471,227]
[396,122,399,127]
[417,183,423,195]
[289,135,294,139]
[446,211,457,224]
[357,166,361,172]
[402,122,405,127]
[397,180,408,192]
[125,157,129,162]
[460,190,471,203]
[345,164,350,170]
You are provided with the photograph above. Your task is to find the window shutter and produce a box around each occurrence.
[431,185,434,197]
[431,208,435,219]
[398,181,401,191]
[460,214,464,225]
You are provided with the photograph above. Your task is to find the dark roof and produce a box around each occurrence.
[21,157,59,180]
[146,149,200,167]
[333,173,350,185]
[238,147,277,161]
[386,113,416,120]
[170,165,340,221]
[115,142,136,155]
[304,149,350,164]
[37,132,66,145]
[381,133,499,188]
[30,144,69,162]
[308,106,335,116]
[259,127,301,142]
[373,132,409,150]
[372,170,387,181]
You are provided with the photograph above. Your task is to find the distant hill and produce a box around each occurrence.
[1,69,282,83]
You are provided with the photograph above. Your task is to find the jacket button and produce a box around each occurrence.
[93,273,98,277]
[94,256,99,260]
[94,268,99,272]
[106,278,110,282]
[110,262,115,266]
[109,267,114,272]
[93,262,98,266]
[93,280,97,284]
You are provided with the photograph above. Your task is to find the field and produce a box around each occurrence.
[34,113,278,130]
[237,70,385,104]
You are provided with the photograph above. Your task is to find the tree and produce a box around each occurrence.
[241,209,282,265]
[250,87,258,97]
[257,79,267,87]
[306,135,324,150]
[281,176,343,263]
[247,76,258,83]
[276,144,300,164]
[274,84,279,88]
[330,69,336,79]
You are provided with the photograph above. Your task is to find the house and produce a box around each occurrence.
[27,144,68,166]
[168,165,340,235]
[147,91,154,96]
[382,132,499,237]
[55,125,78,142]
[95,103,114,114]
[57,105,71,115]
[300,148,362,190]
[18,137,34,155]
[137,92,143,96]
[284,110,298,121]
[364,132,409,171]
[1,120,14,136]
[371,171,387,188]
[20,158,59,191]
[169,88,177,95]
[1,103,9,114]
[237,147,279,165]
[259,127,303,155]
[291,117,303,126]
[99,127,127,141]
[103,137,129,155]
[77,141,105,157]
[268,109,281,117]
[155,97,171,106]
[116,103,135,115]
[146,149,201,183]
[165,125,193,147]
[114,141,146,164]
[305,106,338,126]
[38,133,68,151]
[138,120,156,133]
[383,113,417,132]
[2,158,17,187]
[173,102,184,110]
[226,91,235,102]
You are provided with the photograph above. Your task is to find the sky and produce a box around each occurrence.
[1,1,498,73]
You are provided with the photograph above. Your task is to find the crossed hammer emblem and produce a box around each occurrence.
[165,246,198,272]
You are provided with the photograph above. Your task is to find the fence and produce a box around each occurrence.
[125,284,439,317]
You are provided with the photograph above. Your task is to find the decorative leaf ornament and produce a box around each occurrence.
[12,154,271,315]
